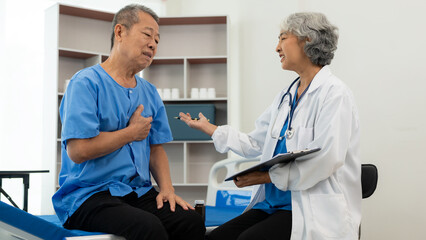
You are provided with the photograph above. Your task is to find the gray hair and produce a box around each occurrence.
[281,12,338,66]
[110,4,159,50]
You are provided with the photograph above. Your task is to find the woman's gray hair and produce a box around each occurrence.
[110,4,159,50]
[281,12,338,66]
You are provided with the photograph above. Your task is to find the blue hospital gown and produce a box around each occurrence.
[52,64,173,224]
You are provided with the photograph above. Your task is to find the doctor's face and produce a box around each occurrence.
[276,31,308,72]
[117,11,160,70]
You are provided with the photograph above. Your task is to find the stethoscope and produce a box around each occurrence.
[272,77,312,140]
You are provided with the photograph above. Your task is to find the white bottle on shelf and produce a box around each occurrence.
[171,88,180,99]
[163,88,171,100]
[207,88,216,98]
[199,88,207,99]
[191,88,199,99]
[157,88,163,99]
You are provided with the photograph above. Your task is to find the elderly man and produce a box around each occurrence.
[52,4,205,240]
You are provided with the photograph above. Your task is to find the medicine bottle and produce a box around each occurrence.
[194,200,205,222]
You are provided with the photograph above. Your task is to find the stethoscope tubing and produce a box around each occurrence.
[276,77,312,139]
[278,77,299,110]
[272,77,298,140]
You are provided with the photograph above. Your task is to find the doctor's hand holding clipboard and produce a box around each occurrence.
[178,12,361,240]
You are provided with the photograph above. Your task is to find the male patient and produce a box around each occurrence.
[52,4,205,240]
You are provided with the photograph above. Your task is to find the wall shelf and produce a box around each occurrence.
[45,3,229,204]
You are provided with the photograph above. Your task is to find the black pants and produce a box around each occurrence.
[207,209,292,240]
[64,188,205,240]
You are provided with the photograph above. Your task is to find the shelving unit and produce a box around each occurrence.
[44,4,229,203]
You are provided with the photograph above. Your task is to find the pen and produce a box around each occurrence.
[174,116,199,120]
[174,117,210,122]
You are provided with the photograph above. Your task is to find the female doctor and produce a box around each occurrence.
[179,12,361,240]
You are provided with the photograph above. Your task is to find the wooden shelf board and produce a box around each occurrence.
[152,58,184,65]
[160,16,226,25]
[187,57,227,64]
[60,5,226,26]
[59,49,98,59]
[60,5,114,22]
[150,57,227,65]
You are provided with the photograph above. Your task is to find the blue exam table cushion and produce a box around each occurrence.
[0,201,107,240]
[1,199,245,237]
[205,206,245,227]
[204,189,250,227]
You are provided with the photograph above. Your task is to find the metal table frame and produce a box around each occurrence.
[0,170,49,212]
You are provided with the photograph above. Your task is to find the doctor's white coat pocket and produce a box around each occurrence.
[295,126,313,150]
[310,194,351,238]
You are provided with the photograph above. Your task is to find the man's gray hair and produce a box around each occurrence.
[281,12,339,66]
[110,4,159,50]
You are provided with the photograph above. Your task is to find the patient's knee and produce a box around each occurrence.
[237,230,265,240]
[125,217,168,240]
[173,209,206,239]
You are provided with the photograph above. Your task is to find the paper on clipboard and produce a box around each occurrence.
[224,148,321,181]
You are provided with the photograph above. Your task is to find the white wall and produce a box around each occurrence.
[0,0,47,215]
[299,1,426,239]
[1,0,425,238]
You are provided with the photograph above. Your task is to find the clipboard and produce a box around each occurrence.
[224,148,321,181]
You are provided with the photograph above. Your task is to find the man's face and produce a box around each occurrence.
[119,11,160,70]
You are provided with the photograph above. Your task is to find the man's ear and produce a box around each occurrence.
[114,24,126,43]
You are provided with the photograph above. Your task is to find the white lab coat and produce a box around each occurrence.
[211,66,361,240]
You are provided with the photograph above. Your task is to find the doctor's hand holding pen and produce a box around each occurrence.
[179,111,272,187]
[178,112,218,136]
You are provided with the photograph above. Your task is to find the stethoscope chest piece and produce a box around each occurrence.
[285,128,294,139]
